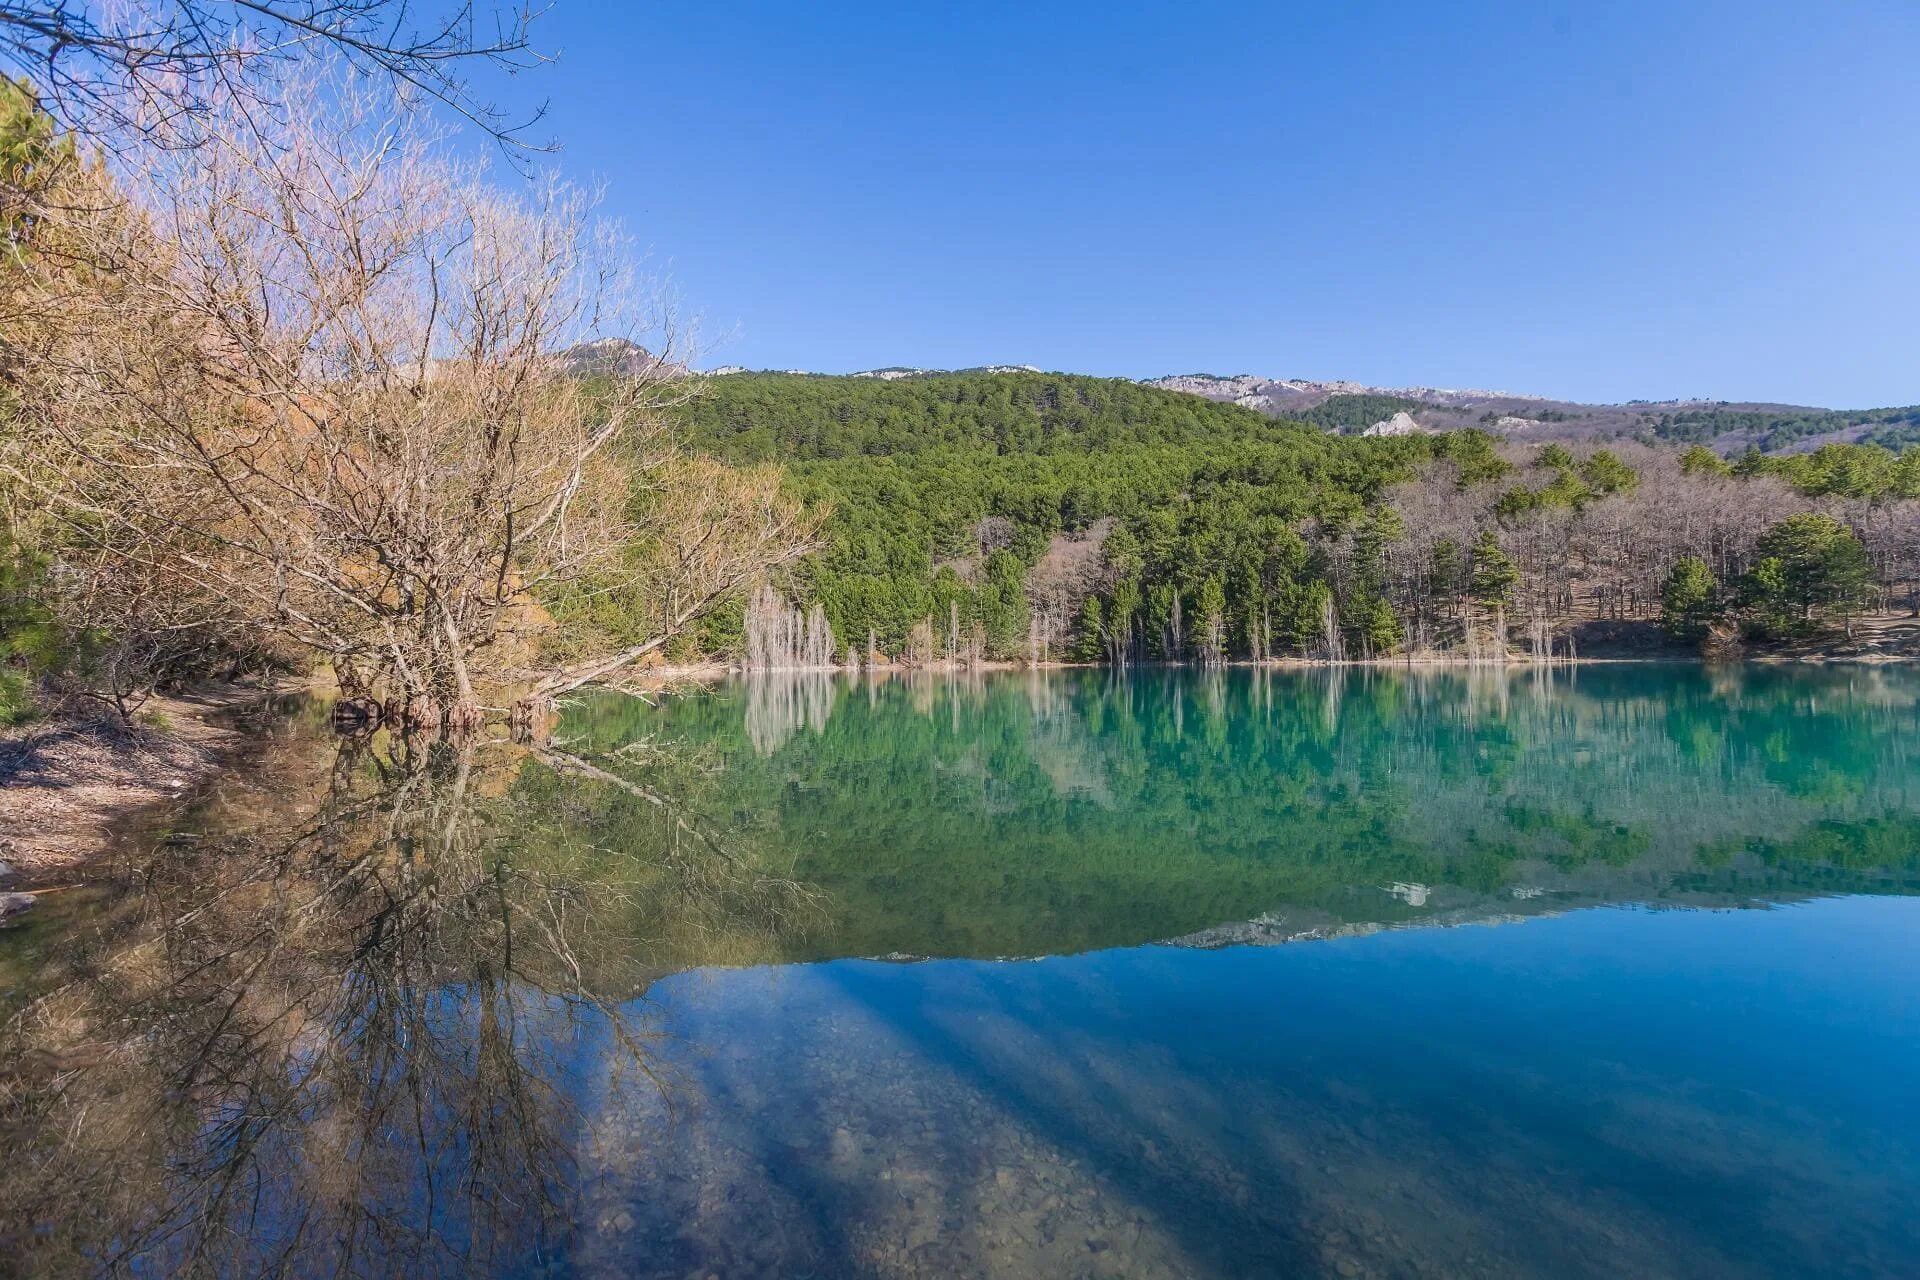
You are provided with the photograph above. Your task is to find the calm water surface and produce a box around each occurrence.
[4,666,1919,1277]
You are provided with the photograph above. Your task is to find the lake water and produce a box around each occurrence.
[4,666,1920,1277]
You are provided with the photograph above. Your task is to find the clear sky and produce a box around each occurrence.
[483,0,1920,406]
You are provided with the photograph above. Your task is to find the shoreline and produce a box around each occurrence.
[612,649,1918,683]
[0,685,284,887]
[5,635,1911,889]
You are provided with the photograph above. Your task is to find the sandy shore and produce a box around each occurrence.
[0,686,274,883]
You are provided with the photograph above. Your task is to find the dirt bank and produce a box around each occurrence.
[0,687,276,884]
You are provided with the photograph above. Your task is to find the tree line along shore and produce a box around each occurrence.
[681,372,1918,671]
[3,57,1918,746]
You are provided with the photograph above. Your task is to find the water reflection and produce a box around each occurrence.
[2,667,1919,1277]
[0,726,811,1276]
[594,901,1919,1278]
[566,665,1920,961]
[743,670,839,755]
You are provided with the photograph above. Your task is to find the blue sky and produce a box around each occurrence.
[483,1,1920,405]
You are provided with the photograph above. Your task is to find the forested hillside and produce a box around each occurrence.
[1648,405,1920,453]
[675,372,1442,659]
[672,372,1920,665]
[675,369,1314,458]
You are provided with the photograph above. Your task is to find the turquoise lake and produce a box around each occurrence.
[4,665,1919,1277]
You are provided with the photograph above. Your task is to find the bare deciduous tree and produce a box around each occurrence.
[0,0,544,144]
[1376,441,1920,658]
[1,79,816,725]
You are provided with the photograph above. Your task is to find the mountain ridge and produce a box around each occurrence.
[670,354,1920,455]
[1137,372,1920,454]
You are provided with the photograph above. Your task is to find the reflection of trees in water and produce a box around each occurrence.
[579,666,1920,961]
[744,670,839,755]
[0,727,812,1276]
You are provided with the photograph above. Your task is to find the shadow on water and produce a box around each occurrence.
[3,665,1920,1276]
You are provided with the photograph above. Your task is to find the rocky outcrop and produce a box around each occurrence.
[1145,373,1272,400]
[1143,373,1532,410]
[559,338,686,379]
[850,364,1041,380]
[1361,410,1428,437]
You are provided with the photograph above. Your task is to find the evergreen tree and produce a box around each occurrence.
[1660,556,1719,642]
[1291,581,1336,653]
[1679,445,1731,476]
[1579,449,1639,495]
[1468,531,1518,608]
[1738,514,1875,635]
[1071,595,1105,662]
[1355,597,1404,657]
[1343,507,1403,655]
[1197,577,1227,664]
[977,550,1029,655]
[1107,576,1141,662]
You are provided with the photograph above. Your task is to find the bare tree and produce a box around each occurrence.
[2,79,816,725]
[0,0,545,144]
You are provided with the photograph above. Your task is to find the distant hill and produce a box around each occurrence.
[1140,372,1920,455]
[686,362,1919,455]
[559,338,686,380]
[677,368,1308,463]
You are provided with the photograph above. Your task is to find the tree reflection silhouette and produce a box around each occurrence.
[0,725,813,1277]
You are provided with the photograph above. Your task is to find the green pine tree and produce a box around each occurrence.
[1071,595,1105,662]
[1468,531,1518,608]
[1679,445,1731,476]
[1356,597,1404,656]
[1738,513,1875,636]
[1660,556,1719,642]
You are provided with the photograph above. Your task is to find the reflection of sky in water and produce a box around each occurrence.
[569,896,1920,1279]
[17,668,1920,1277]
